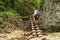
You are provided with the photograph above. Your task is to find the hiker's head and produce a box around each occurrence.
[34,6,38,10]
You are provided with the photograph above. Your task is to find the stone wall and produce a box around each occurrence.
[42,0,60,27]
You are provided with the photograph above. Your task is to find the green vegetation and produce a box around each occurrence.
[0,17,3,22]
[4,9,18,16]
[0,0,42,15]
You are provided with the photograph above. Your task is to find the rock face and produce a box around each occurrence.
[40,0,60,31]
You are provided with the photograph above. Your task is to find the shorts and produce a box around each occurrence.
[34,14,39,20]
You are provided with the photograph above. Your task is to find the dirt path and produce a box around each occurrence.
[29,35,60,40]
[0,30,60,40]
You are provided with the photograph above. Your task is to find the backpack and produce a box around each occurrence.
[36,11,40,16]
[35,11,40,18]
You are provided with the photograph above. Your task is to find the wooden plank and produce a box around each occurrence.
[21,16,29,18]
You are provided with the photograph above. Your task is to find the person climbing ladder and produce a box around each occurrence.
[33,6,40,25]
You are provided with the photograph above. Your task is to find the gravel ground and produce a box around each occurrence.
[29,33,60,40]
[29,35,60,40]
[0,31,60,40]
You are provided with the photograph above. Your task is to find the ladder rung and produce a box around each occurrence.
[32,27,35,30]
[37,32,41,35]
[26,35,33,39]
[38,35,42,38]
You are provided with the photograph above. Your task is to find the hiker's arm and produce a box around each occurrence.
[33,10,37,16]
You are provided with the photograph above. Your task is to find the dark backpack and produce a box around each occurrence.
[35,11,40,18]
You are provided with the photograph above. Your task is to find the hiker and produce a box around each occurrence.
[33,6,40,25]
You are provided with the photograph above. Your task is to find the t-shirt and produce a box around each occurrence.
[33,10,40,16]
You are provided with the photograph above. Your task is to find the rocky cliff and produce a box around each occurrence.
[40,0,60,32]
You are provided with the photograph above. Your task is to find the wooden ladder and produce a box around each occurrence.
[25,15,43,40]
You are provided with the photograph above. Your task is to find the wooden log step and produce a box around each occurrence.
[32,32,37,37]
[38,35,42,38]
[32,30,35,32]
[32,32,36,36]
[37,32,41,34]
[36,27,39,30]
[26,35,33,40]
[32,27,35,30]
[37,30,42,32]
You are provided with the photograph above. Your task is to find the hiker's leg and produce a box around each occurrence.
[33,16,35,21]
